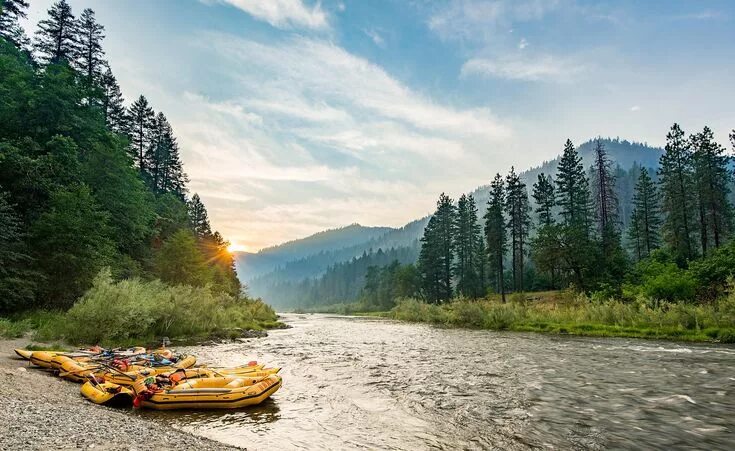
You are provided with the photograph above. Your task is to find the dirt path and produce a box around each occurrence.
[0,338,240,450]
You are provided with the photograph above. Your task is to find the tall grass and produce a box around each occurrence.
[390,291,735,342]
[31,269,279,346]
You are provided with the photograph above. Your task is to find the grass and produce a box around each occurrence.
[388,291,735,343]
[294,301,390,316]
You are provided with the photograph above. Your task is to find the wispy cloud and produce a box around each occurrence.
[364,29,385,47]
[428,0,562,43]
[212,35,510,140]
[461,55,583,82]
[671,9,726,21]
[518,38,528,49]
[630,105,640,112]
[175,32,516,248]
[212,0,329,30]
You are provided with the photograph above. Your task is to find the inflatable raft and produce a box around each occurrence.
[57,355,198,384]
[80,379,134,407]
[132,374,282,410]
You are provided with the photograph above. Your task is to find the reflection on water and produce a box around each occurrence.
[144,314,735,450]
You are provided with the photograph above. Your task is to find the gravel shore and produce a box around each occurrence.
[0,339,240,451]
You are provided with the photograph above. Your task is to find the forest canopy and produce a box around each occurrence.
[0,0,241,315]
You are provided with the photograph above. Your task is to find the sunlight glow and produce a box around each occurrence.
[227,242,248,253]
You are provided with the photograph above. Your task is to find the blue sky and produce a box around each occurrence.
[24,0,735,250]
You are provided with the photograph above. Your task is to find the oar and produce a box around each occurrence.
[58,365,103,378]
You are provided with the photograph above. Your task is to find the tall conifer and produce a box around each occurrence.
[127,95,155,174]
[691,126,732,252]
[505,167,531,291]
[99,67,126,133]
[627,168,661,261]
[0,0,30,48]
[34,0,78,64]
[75,8,105,86]
[658,123,697,263]
[484,174,507,302]
[419,193,455,303]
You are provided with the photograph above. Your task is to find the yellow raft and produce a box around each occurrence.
[80,380,135,407]
[132,374,282,410]
[56,355,198,384]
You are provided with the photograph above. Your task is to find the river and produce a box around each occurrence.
[140,314,735,450]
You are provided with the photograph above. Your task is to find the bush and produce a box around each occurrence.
[389,289,735,342]
[38,269,278,345]
[626,259,697,302]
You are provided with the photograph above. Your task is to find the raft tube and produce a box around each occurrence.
[80,380,134,407]
[134,375,282,410]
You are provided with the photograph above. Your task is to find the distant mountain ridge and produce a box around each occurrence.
[236,224,394,279]
[240,138,664,304]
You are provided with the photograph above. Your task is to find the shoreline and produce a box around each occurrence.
[0,338,240,451]
[296,302,734,344]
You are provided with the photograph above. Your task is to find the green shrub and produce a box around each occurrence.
[629,259,697,302]
[39,269,278,345]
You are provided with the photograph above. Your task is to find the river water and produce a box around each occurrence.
[140,314,735,450]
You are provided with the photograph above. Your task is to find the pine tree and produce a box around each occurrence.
[34,0,78,65]
[556,139,592,230]
[591,139,619,235]
[188,193,212,239]
[532,172,557,287]
[505,167,531,291]
[690,126,732,253]
[484,174,507,302]
[146,113,188,198]
[658,123,697,263]
[148,112,171,192]
[554,139,595,289]
[0,0,30,48]
[126,95,155,175]
[418,193,455,303]
[99,67,126,133]
[591,139,626,284]
[75,8,105,86]
[454,194,482,298]
[627,168,661,261]
[160,135,188,199]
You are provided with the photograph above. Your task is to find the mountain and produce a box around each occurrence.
[242,138,664,307]
[235,224,394,279]
[242,217,429,284]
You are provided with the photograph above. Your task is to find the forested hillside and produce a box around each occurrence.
[248,139,664,309]
[0,0,241,315]
[236,224,394,279]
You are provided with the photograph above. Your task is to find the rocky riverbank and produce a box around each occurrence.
[0,338,239,451]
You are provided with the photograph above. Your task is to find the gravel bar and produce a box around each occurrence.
[0,339,241,450]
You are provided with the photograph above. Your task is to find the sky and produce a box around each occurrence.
[23,0,735,251]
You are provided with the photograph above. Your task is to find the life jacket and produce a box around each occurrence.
[133,383,161,408]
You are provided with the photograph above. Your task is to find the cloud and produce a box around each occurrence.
[364,29,385,47]
[177,32,518,249]
[672,10,726,21]
[518,38,528,49]
[213,0,329,30]
[461,55,583,82]
[630,105,640,112]
[428,0,562,43]
[212,34,510,140]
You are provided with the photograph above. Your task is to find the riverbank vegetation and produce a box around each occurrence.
[305,127,735,342]
[0,1,278,344]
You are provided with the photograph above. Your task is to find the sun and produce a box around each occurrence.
[227,242,248,253]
